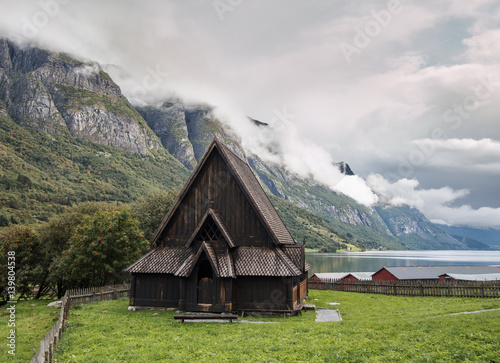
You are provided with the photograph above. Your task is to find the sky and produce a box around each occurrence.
[1,0,499,228]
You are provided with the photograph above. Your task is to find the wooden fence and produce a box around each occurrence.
[308,279,500,298]
[30,283,130,363]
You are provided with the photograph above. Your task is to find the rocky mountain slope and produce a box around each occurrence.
[0,39,160,154]
[0,38,481,250]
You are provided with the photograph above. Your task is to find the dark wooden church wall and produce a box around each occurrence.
[163,150,271,247]
[133,274,179,307]
[232,277,288,310]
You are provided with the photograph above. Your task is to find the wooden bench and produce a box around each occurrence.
[174,314,238,324]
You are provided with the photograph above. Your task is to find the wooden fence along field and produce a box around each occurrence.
[30,283,130,363]
[308,279,500,298]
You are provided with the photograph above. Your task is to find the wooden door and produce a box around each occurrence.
[198,277,213,304]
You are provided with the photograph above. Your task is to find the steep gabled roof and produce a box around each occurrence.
[150,137,295,246]
[217,141,295,245]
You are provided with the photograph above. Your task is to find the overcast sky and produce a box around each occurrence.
[1,0,500,228]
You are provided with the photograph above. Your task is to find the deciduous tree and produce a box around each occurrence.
[60,208,149,288]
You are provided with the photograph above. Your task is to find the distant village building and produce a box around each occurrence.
[126,138,311,313]
[372,266,500,282]
[310,272,373,282]
[340,272,373,281]
[439,272,500,283]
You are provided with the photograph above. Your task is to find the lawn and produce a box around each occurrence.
[0,299,60,362]
[4,291,500,362]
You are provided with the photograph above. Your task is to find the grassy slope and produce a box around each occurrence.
[46,291,500,362]
[0,105,189,225]
[269,194,345,250]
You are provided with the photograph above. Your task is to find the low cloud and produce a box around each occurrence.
[366,174,500,228]
[412,138,500,172]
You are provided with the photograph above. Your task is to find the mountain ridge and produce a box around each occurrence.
[0,38,483,251]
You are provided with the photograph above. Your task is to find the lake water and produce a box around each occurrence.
[306,250,500,274]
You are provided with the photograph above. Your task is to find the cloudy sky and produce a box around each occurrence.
[1,0,500,228]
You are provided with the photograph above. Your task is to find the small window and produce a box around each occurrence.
[198,216,222,242]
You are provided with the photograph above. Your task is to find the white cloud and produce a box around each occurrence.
[463,29,500,63]
[1,0,500,226]
[366,174,500,228]
[333,175,379,206]
[412,138,500,172]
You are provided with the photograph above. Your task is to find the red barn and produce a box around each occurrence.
[373,266,500,282]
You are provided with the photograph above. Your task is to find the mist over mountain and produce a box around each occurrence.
[0,39,496,250]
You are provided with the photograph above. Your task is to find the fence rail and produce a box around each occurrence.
[308,279,500,298]
[30,283,130,363]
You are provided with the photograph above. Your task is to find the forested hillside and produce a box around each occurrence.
[0,103,188,225]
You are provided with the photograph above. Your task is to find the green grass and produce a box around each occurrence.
[48,291,500,362]
[0,299,61,362]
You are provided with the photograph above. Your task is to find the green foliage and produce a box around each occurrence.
[0,225,43,300]
[50,292,500,362]
[38,202,123,297]
[0,109,188,226]
[0,211,19,226]
[269,195,345,250]
[131,188,179,243]
[60,208,149,288]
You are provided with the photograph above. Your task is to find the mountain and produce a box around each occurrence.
[136,100,244,169]
[137,98,468,250]
[374,205,465,250]
[436,224,500,249]
[0,39,189,225]
[0,39,472,251]
[0,39,160,154]
[334,161,354,176]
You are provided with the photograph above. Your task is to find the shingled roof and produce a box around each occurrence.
[217,141,295,245]
[126,245,302,277]
[150,137,295,246]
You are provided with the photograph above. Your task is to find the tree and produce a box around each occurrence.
[60,208,149,288]
[0,225,43,301]
[38,201,122,297]
[131,188,178,243]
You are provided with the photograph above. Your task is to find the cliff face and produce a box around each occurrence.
[0,39,160,154]
[137,100,196,169]
[136,100,245,168]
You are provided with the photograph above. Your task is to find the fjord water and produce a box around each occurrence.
[306,250,500,274]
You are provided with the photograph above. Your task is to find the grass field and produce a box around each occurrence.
[0,299,60,362]
[3,291,500,362]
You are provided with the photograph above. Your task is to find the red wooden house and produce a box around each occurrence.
[126,138,311,313]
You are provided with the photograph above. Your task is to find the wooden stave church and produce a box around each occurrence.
[126,137,311,313]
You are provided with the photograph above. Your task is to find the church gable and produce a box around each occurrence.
[156,141,282,247]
